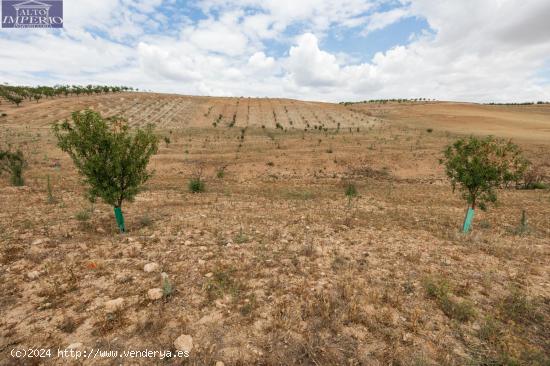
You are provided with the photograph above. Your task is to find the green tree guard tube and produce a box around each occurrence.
[114,207,125,233]
[462,207,475,233]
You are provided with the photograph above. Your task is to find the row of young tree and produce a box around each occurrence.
[485,101,550,106]
[0,84,135,107]
[0,109,547,233]
[340,98,435,106]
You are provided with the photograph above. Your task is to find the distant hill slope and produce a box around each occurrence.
[2,93,549,143]
[348,101,550,143]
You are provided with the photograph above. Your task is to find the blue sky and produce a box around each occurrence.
[1,0,549,102]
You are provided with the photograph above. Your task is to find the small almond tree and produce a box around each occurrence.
[442,136,528,232]
[53,110,158,233]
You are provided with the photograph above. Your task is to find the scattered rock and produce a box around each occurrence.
[38,302,52,310]
[402,333,413,343]
[174,334,193,353]
[31,238,48,246]
[205,272,213,278]
[105,298,124,313]
[27,271,40,280]
[216,362,225,366]
[143,262,159,273]
[147,288,163,300]
[198,259,206,265]
[96,227,106,234]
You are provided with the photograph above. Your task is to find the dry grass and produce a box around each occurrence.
[0,93,549,365]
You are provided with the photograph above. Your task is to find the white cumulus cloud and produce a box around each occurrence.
[0,0,549,102]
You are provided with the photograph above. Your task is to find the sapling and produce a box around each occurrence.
[161,272,173,297]
[188,163,206,193]
[53,110,158,233]
[0,149,27,186]
[442,136,527,233]
[46,174,57,203]
[344,182,358,208]
[514,210,529,235]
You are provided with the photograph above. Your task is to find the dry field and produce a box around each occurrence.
[0,93,549,365]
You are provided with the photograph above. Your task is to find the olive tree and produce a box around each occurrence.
[53,110,158,233]
[442,136,528,232]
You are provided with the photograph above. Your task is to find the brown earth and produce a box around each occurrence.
[0,93,549,365]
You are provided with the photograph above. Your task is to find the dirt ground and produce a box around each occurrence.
[0,93,549,365]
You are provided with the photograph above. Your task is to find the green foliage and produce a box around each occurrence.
[0,84,131,108]
[234,227,250,244]
[53,110,158,208]
[520,164,548,189]
[423,277,475,322]
[344,183,358,199]
[500,288,542,324]
[161,273,173,298]
[0,149,27,186]
[423,277,451,299]
[188,177,205,193]
[345,182,358,208]
[441,136,528,210]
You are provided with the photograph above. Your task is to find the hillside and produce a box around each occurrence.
[0,93,549,365]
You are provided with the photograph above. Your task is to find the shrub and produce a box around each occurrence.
[53,110,158,233]
[0,149,27,186]
[344,182,358,206]
[75,209,91,221]
[139,214,153,227]
[520,164,547,189]
[441,136,528,232]
[423,277,475,322]
[234,227,249,244]
[500,288,542,324]
[188,177,205,193]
